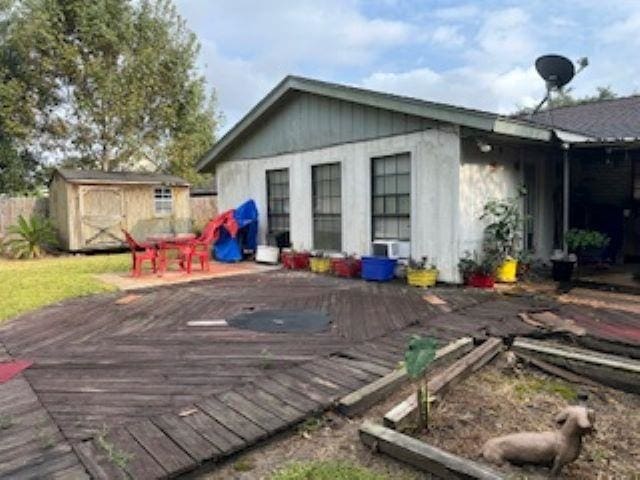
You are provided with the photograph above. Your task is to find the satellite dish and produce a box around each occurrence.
[535,54,575,90]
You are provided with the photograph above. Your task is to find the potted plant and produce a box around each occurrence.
[404,335,438,430]
[480,189,527,283]
[458,251,499,288]
[565,229,610,264]
[407,256,438,287]
[309,250,331,273]
[516,250,533,278]
[331,253,361,278]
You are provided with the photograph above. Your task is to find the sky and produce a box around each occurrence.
[174,0,640,134]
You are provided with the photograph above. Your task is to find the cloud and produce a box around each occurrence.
[432,4,480,21]
[430,25,466,47]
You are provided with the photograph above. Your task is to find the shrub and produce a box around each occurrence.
[3,214,58,259]
[565,229,610,252]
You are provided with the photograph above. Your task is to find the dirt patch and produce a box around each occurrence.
[197,385,428,480]
[419,355,640,479]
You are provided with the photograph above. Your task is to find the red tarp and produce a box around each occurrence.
[0,360,33,384]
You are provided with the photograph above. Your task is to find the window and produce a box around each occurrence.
[266,169,290,234]
[372,153,410,240]
[312,163,341,250]
[154,187,173,215]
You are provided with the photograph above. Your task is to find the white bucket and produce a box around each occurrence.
[255,245,280,264]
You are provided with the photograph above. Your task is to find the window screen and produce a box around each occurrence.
[372,153,410,240]
[312,163,341,251]
[266,169,290,234]
[154,187,173,215]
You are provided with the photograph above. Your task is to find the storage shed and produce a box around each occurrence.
[49,168,191,251]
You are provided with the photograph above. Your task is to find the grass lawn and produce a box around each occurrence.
[0,253,130,322]
[270,460,387,480]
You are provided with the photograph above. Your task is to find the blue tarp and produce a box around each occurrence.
[213,199,258,262]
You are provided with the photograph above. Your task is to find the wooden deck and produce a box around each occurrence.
[0,271,637,478]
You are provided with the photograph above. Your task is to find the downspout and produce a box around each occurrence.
[562,142,570,255]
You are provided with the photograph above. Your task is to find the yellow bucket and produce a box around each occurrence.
[407,268,438,287]
[496,258,518,283]
[309,257,331,273]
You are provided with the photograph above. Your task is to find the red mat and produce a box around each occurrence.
[0,360,33,384]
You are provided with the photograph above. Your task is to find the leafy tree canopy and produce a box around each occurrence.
[2,0,217,186]
[515,86,618,115]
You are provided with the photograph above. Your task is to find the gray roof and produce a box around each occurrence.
[197,75,559,171]
[54,168,189,186]
[526,95,640,141]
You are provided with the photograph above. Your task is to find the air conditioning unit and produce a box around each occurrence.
[371,240,403,259]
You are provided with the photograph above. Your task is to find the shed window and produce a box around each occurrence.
[266,169,290,234]
[312,163,341,251]
[372,153,410,241]
[154,187,173,214]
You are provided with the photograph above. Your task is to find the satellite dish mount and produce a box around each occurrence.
[531,54,587,114]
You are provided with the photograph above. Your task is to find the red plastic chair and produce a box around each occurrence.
[185,219,217,273]
[157,240,189,275]
[122,230,157,277]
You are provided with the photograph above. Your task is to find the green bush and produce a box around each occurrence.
[565,229,610,252]
[270,460,387,480]
[3,214,58,259]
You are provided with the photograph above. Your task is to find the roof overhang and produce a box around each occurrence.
[197,76,558,172]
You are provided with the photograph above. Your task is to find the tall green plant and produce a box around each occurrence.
[480,188,527,261]
[404,335,437,430]
[3,214,57,258]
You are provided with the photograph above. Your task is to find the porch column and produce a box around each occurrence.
[562,143,570,255]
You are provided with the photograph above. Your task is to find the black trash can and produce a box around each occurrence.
[551,259,575,282]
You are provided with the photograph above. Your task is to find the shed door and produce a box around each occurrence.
[79,186,125,248]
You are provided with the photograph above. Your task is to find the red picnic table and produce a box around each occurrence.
[146,233,196,274]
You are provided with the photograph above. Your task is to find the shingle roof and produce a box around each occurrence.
[55,168,189,186]
[525,95,640,140]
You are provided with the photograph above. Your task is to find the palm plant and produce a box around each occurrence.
[405,335,437,430]
[3,215,58,259]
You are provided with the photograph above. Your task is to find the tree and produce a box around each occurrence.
[5,0,216,182]
[515,86,618,115]
[0,0,48,194]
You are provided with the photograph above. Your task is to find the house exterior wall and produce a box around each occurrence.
[222,91,436,163]
[217,127,463,282]
[459,138,556,263]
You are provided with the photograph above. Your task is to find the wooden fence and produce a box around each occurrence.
[0,194,217,239]
[0,195,48,238]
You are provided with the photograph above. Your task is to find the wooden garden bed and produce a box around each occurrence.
[360,339,640,479]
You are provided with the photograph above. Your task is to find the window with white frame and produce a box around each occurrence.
[154,187,173,215]
[372,153,411,241]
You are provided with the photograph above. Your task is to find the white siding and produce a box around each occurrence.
[217,128,462,281]
[459,138,556,266]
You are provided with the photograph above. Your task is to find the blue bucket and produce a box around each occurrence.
[361,256,397,282]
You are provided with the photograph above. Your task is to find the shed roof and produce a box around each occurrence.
[197,75,579,171]
[525,95,640,142]
[54,168,189,186]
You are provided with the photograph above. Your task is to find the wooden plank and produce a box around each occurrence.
[105,427,167,480]
[269,372,332,404]
[218,390,286,433]
[298,362,363,390]
[196,397,268,443]
[127,418,195,475]
[180,407,244,454]
[152,413,220,463]
[513,351,600,387]
[512,337,640,393]
[359,421,503,480]
[73,440,125,480]
[235,385,305,424]
[330,355,392,376]
[257,377,322,413]
[338,337,473,417]
[384,338,503,431]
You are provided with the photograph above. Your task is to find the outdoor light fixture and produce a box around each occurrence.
[477,139,492,153]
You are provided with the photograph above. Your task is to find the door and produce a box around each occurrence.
[79,186,125,248]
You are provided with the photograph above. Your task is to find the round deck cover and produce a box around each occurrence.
[227,309,330,333]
